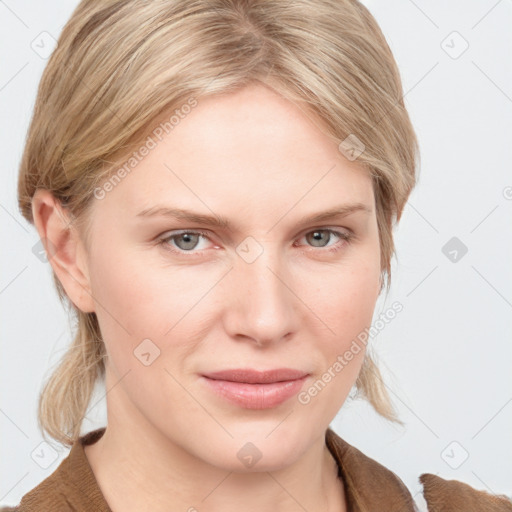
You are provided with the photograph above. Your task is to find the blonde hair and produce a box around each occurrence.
[18,0,419,445]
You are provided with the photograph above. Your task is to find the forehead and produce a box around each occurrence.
[94,83,374,221]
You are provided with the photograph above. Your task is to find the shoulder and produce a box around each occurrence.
[419,472,512,512]
[3,428,109,512]
[325,427,512,512]
[1,455,73,511]
[326,427,418,510]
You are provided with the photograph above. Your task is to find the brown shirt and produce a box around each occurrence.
[3,427,511,511]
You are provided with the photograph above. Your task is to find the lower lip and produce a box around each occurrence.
[201,376,308,409]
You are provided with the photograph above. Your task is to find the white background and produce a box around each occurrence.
[1,0,511,509]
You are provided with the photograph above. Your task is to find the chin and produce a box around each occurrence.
[188,420,313,473]
[209,441,305,473]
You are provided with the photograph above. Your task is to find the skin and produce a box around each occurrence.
[32,82,382,512]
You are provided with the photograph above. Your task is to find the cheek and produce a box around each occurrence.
[88,243,185,333]
[331,268,380,333]
[304,255,381,339]
[86,245,215,372]
[294,261,380,416]
[86,246,167,369]
[88,252,149,330]
[88,228,380,368]
[304,251,381,382]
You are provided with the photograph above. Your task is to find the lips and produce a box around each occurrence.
[200,368,310,409]
[202,368,309,384]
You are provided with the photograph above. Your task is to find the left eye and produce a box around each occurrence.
[160,230,211,252]
[158,228,352,254]
[302,229,347,248]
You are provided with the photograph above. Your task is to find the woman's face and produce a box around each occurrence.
[81,83,381,470]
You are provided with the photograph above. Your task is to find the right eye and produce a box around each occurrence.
[158,230,213,254]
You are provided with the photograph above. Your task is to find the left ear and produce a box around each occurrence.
[31,189,95,313]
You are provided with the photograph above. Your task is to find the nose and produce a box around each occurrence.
[222,243,298,347]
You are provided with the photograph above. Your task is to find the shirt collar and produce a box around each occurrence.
[325,427,418,511]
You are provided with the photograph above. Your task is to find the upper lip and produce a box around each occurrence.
[202,368,309,384]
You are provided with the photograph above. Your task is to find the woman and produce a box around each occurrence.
[6,0,511,511]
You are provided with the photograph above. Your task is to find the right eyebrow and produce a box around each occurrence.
[135,202,372,231]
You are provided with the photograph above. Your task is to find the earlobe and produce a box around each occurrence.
[31,189,95,313]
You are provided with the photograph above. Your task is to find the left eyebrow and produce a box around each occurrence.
[135,203,372,230]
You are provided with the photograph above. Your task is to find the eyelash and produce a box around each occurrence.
[157,228,354,257]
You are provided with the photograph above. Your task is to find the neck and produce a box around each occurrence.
[84,388,346,512]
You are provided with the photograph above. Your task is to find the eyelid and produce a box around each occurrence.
[297,224,353,238]
[158,229,214,249]
[159,225,353,240]
[157,226,354,255]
